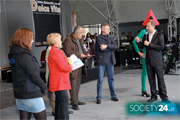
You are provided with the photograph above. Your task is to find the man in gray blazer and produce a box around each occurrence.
[139,20,169,102]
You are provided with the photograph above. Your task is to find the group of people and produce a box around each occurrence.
[8,10,169,120]
[83,32,97,56]
[8,23,119,120]
[120,31,138,62]
[120,32,133,42]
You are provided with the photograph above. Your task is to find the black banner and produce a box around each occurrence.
[31,0,61,46]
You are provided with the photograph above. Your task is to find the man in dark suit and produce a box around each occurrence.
[139,20,169,102]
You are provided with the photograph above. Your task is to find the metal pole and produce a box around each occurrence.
[104,0,119,44]
[166,0,177,42]
[86,0,107,20]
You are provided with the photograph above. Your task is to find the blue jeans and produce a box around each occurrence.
[96,62,116,100]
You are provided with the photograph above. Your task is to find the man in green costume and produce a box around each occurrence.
[132,10,160,97]
[133,29,150,97]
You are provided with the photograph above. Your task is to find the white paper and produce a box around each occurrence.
[70,54,78,64]
[72,59,84,71]
[70,54,84,71]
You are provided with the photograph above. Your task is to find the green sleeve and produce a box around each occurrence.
[133,39,140,53]
[132,29,147,53]
[137,29,147,39]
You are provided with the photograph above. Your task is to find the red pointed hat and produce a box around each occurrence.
[142,10,160,26]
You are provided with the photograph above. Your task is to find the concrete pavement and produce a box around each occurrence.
[0,68,179,120]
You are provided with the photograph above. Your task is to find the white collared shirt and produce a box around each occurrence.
[149,30,156,43]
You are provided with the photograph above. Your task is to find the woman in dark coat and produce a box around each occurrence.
[8,28,46,120]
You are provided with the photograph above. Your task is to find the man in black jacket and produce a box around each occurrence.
[95,23,118,104]
[139,20,169,102]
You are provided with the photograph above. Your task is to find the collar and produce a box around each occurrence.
[149,30,156,36]
[71,34,83,44]
[51,46,60,50]
[72,34,80,41]
[71,34,77,42]
[100,34,109,38]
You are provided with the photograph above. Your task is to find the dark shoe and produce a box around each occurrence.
[72,104,79,110]
[142,91,150,97]
[52,111,55,116]
[69,111,74,114]
[96,99,101,104]
[78,101,86,105]
[148,97,158,102]
[111,97,119,101]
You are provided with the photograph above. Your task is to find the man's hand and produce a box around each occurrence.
[144,40,149,46]
[138,52,146,58]
[80,54,87,59]
[135,37,140,42]
[86,54,91,59]
[100,44,107,50]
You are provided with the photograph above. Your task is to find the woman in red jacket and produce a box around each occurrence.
[47,33,72,120]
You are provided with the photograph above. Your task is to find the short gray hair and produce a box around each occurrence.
[101,23,109,29]
[73,26,82,33]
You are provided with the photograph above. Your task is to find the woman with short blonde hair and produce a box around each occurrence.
[46,33,62,116]
[47,33,72,120]
[47,33,61,46]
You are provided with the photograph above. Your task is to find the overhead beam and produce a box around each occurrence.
[85,0,107,20]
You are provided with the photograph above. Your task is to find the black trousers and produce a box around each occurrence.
[147,65,168,99]
[55,90,69,120]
